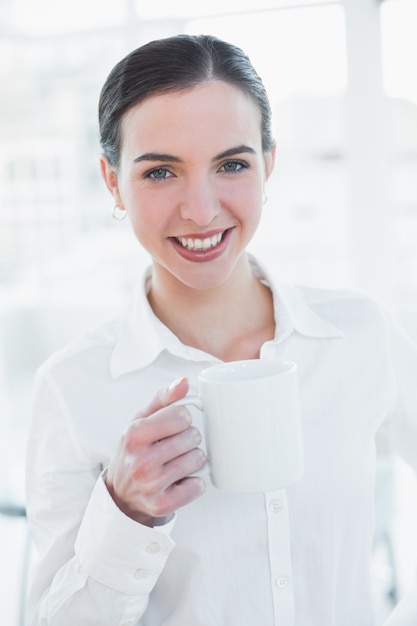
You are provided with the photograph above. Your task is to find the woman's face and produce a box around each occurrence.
[101,80,275,292]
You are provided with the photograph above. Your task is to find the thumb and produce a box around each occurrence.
[137,377,189,420]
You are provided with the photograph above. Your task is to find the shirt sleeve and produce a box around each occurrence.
[380,315,417,625]
[26,369,175,626]
[382,316,417,472]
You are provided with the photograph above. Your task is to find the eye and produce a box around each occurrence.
[219,160,247,173]
[145,167,173,180]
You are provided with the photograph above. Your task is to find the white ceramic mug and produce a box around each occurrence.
[173,359,304,493]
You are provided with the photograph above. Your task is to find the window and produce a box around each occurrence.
[13,0,126,34]
[381,0,417,312]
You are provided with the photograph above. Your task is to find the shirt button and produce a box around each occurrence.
[276,576,289,589]
[134,568,150,580]
[146,541,161,554]
[269,498,283,513]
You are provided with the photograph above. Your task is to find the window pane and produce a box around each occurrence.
[13,0,126,35]
[136,0,338,20]
[381,0,417,311]
[381,0,417,103]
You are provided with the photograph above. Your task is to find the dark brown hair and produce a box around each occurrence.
[99,34,275,169]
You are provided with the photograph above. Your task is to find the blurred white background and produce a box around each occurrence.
[1,0,417,624]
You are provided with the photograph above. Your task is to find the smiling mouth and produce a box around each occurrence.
[174,230,227,251]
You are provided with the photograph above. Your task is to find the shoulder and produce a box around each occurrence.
[296,283,382,311]
[254,254,388,333]
[36,316,121,383]
[286,282,388,333]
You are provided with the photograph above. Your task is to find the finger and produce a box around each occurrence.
[136,377,189,420]
[143,476,206,519]
[153,426,202,466]
[138,444,206,497]
[167,477,206,511]
[161,447,207,490]
[129,445,206,506]
[127,404,193,446]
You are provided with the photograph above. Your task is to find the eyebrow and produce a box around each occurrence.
[133,152,182,164]
[213,145,256,161]
[133,145,256,164]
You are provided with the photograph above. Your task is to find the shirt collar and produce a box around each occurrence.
[110,266,173,378]
[252,256,345,343]
[110,266,217,379]
[110,257,344,379]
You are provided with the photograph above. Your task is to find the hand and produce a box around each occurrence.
[105,377,206,527]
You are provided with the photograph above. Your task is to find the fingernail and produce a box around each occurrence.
[168,377,187,391]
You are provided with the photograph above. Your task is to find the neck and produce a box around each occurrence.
[147,254,275,361]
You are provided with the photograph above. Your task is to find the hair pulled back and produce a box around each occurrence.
[99,34,274,169]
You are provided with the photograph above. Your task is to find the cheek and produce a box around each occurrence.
[128,207,160,238]
[125,191,175,250]
[223,175,262,205]
[235,183,263,220]
[243,193,264,237]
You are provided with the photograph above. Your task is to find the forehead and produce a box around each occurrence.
[120,81,263,156]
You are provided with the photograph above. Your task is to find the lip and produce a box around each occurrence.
[169,228,233,262]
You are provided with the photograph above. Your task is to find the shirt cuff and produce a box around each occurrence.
[74,471,176,595]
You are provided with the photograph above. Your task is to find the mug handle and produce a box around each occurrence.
[170,395,204,411]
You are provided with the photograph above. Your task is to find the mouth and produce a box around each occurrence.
[174,230,228,251]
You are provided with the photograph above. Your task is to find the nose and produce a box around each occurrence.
[179,176,221,226]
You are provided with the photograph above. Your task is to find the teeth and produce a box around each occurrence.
[179,232,223,251]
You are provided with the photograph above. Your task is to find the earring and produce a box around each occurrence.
[112,204,126,221]
[262,190,268,205]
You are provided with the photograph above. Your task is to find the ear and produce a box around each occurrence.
[100,155,124,209]
[264,144,276,181]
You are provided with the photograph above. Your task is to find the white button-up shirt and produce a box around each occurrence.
[26,256,417,626]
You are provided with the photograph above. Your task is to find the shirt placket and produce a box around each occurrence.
[265,489,295,626]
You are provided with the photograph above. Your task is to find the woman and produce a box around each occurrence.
[26,34,417,625]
